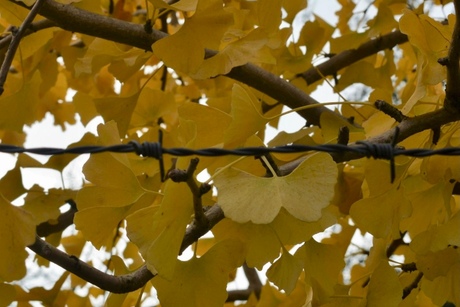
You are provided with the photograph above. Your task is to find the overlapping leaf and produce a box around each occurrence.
[153,0,233,75]
[126,181,193,279]
[0,195,35,282]
[151,240,245,307]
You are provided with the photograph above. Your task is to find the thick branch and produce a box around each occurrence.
[444,0,460,111]
[28,236,154,293]
[299,30,408,85]
[29,204,225,293]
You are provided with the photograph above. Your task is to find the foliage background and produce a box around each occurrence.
[0,0,459,306]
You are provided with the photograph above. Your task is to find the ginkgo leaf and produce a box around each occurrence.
[212,218,281,269]
[152,0,233,74]
[94,92,140,137]
[224,84,268,146]
[151,240,245,307]
[126,182,193,279]
[350,188,412,239]
[0,195,35,282]
[0,72,41,132]
[191,28,277,79]
[367,260,403,307]
[420,261,460,306]
[148,0,197,11]
[77,152,146,208]
[214,152,338,224]
[295,239,344,305]
[410,211,460,254]
[266,248,304,294]
[0,283,15,306]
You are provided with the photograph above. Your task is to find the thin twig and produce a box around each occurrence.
[0,19,56,50]
[35,200,77,237]
[375,100,408,123]
[185,158,209,227]
[402,272,423,299]
[0,0,46,95]
[243,263,262,299]
[298,30,408,85]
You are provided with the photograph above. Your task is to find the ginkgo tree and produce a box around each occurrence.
[0,0,459,306]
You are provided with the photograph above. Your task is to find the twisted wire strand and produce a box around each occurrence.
[1,142,460,158]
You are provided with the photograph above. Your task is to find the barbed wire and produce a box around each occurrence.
[1,138,460,183]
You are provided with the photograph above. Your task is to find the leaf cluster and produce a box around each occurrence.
[0,0,459,306]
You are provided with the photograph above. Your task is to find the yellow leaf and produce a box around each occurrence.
[295,239,344,305]
[153,0,233,74]
[0,166,27,202]
[417,248,460,280]
[411,211,460,253]
[191,28,276,79]
[0,283,15,306]
[151,240,245,307]
[212,218,281,269]
[0,72,41,132]
[271,206,339,245]
[94,92,140,137]
[266,248,304,294]
[0,1,30,25]
[0,195,35,281]
[178,102,231,149]
[320,111,365,143]
[224,84,268,146]
[282,0,307,24]
[148,0,197,11]
[350,188,412,239]
[367,3,398,37]
[399,10,451,113]
[131,87,177,128]
[214,153,338,224]
[401,178,452,237]
[77,152,146,208]
[420,261,460,306]
[23,187,76,224]
[74,38,150,81]
[126,182,193,279]
[367,260,403,306]
[74,206,129,249]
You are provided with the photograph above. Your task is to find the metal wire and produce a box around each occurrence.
[1,138,459,183]
[1,142,460,158]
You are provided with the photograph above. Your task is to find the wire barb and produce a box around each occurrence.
[2,126,460,184]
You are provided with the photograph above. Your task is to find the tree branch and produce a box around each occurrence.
[243,263,262,298]
[0,19,56,50]
[10,0,337,126]
[298,30,408,85]
[29,203,225,293]
[444,0,460,111]
[0,0,46,95]
[35,200,77,237]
